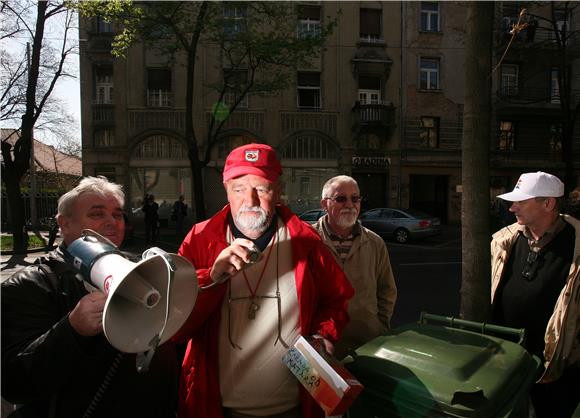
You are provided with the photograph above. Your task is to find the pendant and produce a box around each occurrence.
[248,300,260,320]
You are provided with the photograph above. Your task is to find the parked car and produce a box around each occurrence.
[298,209,325,225]
[359,208,441,243]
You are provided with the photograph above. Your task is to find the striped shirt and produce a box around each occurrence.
[321,217,361,264]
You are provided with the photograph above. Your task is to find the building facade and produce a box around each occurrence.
[79,1,580,226]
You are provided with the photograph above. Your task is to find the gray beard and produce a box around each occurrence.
[235,206,269,234]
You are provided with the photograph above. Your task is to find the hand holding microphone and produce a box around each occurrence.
[208,238,262,286]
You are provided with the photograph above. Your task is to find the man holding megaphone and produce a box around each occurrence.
[173,143,354,418]
[2,176,179,418]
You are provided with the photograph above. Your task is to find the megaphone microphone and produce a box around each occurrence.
[62,230,198,372]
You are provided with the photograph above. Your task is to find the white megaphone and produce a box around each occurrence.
[62,229,198,371]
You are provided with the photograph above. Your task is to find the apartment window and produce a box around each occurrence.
[224,3,247,37]
[420,58,440,90]
[281,134,337,159]
[355,133,381,150]
[360,8,382,43]
[133,135,187,159]
[420,2,440,32]
[549,124,562,151]
[223,69,248,109]
[297,72,321,109]
[297,5,321,38]
[498,121,515,150]
[300,177,310,195]
[218,134,254,159]
[95,16,112,33]
[147,68,172,107]
[94,129,115,147]
[95,167,116,183]
[550,68,561,104]
[358,76,382,104]
[94,67,114,104]
[500,64,519,96]
[420,117,440,148]
[553,9,569,41]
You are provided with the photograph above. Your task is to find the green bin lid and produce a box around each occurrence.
[345,322,541,417]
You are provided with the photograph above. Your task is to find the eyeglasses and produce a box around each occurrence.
[325,195,362,204]
[521,250,542,281]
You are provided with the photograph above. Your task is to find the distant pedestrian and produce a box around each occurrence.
[142,194,159,243]
[172,195,188,237]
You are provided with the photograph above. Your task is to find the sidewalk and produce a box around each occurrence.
[1,230,184,282]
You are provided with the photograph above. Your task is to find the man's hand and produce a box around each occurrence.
[68,292,107,336]
[209,238,262,283]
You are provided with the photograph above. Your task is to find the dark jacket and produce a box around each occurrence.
[1,248,178,418]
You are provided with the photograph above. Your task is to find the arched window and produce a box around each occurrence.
[132,135,187,159]
[217,134,257,158]
[281,133,337,160]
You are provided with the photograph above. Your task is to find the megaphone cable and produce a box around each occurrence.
[136,247,176,373]
[82,351,124,418]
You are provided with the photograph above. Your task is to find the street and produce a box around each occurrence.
[1,226,463,326]
[386,226,462,327]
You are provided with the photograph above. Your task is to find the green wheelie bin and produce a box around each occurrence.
[344,313,542,418]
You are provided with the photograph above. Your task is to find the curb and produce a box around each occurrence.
[2,246,55,256]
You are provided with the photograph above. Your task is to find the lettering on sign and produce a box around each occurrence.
[352,156,390,168]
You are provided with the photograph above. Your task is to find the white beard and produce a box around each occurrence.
[336,210,358,229]
[236,206,270,234]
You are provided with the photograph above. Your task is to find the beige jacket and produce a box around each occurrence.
[491,214,580,383]
[314,216,397,358]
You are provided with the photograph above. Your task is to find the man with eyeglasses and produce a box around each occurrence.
[173,144,354,418]
[313,175,397,360]
[490,171,579,418]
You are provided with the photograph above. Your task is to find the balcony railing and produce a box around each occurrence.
[147,90,174,107]
[92,104,114,123]
[496,86,580,106]
[498,20,580,47]
[352,100,395,130]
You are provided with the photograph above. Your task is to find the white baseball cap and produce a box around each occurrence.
[497,171,564,202]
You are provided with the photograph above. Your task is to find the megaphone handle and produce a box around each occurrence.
[135,250,174,373]
[142,247,176,272]
[136,335,160,373]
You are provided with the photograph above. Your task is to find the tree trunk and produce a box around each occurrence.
[0,2,48,253]
[4,175,27,253]
[184,2,209,222]
[460,2,494,322]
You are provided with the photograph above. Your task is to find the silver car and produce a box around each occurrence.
[360,208,442,243]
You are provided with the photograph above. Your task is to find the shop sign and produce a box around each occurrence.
[351,156,390,168]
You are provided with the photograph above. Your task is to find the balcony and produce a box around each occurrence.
[86,34,113,52]
[92,104,114,124]
[496,86,580,109]
[497,21,580,55]
[147,90,174,108]
[352,100,395,131]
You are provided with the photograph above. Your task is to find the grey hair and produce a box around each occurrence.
[57,176,125,217]
[321,175,358,199]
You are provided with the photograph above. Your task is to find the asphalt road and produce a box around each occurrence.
[386,229,462,327]
[1,228,463,327]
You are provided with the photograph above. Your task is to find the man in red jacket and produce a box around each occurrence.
[174,143,354,418]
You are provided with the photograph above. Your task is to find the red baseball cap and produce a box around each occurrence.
[223,143,283,183]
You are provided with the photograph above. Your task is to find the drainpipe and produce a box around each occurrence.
[398,2,406,208]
